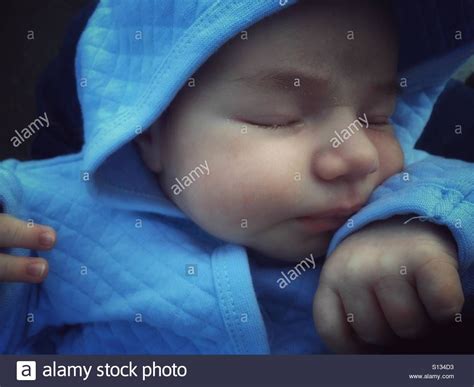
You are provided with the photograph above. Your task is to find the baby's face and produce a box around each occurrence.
[140,0,404,262]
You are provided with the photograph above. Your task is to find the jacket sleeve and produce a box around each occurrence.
[0,161,39,353]
[327,155,474,275]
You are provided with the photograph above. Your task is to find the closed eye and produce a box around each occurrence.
[248,120,301,130]
[367,116,391,128]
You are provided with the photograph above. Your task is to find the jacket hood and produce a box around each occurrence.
[75,0,298,216]
[75,0,474,216]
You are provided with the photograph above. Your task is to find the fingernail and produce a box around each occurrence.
[27,262,46,278]
[39,231,54,248]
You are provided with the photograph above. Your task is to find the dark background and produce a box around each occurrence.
[1,0,90,161]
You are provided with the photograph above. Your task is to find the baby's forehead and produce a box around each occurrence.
[203,1,397,81]
[229,68,399,98]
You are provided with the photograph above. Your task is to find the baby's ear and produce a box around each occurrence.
[134,122,162,173]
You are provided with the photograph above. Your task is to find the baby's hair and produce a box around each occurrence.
[294,0,394,20]
[296,0,397,38]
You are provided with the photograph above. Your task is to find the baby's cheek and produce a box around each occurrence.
[371,130,404,182]
[185,157,296,240]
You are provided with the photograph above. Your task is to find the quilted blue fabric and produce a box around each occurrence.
[1,0,474,354]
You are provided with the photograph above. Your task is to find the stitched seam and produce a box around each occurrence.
[221,258,245,354]
[213,254,241,354]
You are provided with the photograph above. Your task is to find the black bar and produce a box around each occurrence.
[1,355,473,387]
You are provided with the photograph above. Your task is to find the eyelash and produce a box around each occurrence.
[251,121,299,130]
[250,117,391,131]
[368,117,391,129]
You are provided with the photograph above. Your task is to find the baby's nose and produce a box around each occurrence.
[312,129,379,181]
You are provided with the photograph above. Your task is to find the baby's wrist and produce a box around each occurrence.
[384,214,458,260]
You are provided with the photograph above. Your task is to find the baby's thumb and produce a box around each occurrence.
[415,257,464,323]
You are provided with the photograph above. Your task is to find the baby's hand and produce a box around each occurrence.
[313,216,463,353]
[0,214,56,283]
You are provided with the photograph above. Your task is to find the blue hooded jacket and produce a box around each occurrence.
[1,0,473,354]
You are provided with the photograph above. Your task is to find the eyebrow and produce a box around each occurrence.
[230,70,331,92]
[230,69,401,96]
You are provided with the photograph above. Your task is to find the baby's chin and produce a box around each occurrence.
[246,231,333,263]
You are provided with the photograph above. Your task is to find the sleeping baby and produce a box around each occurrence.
[0,0,472,354]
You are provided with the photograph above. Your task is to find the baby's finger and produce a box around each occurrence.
[0,214,56,250]
[339,283,396,346]
[314,283,364,353]
[415,258,464,323]
[374,276,430,339]
[0,254,49,283]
